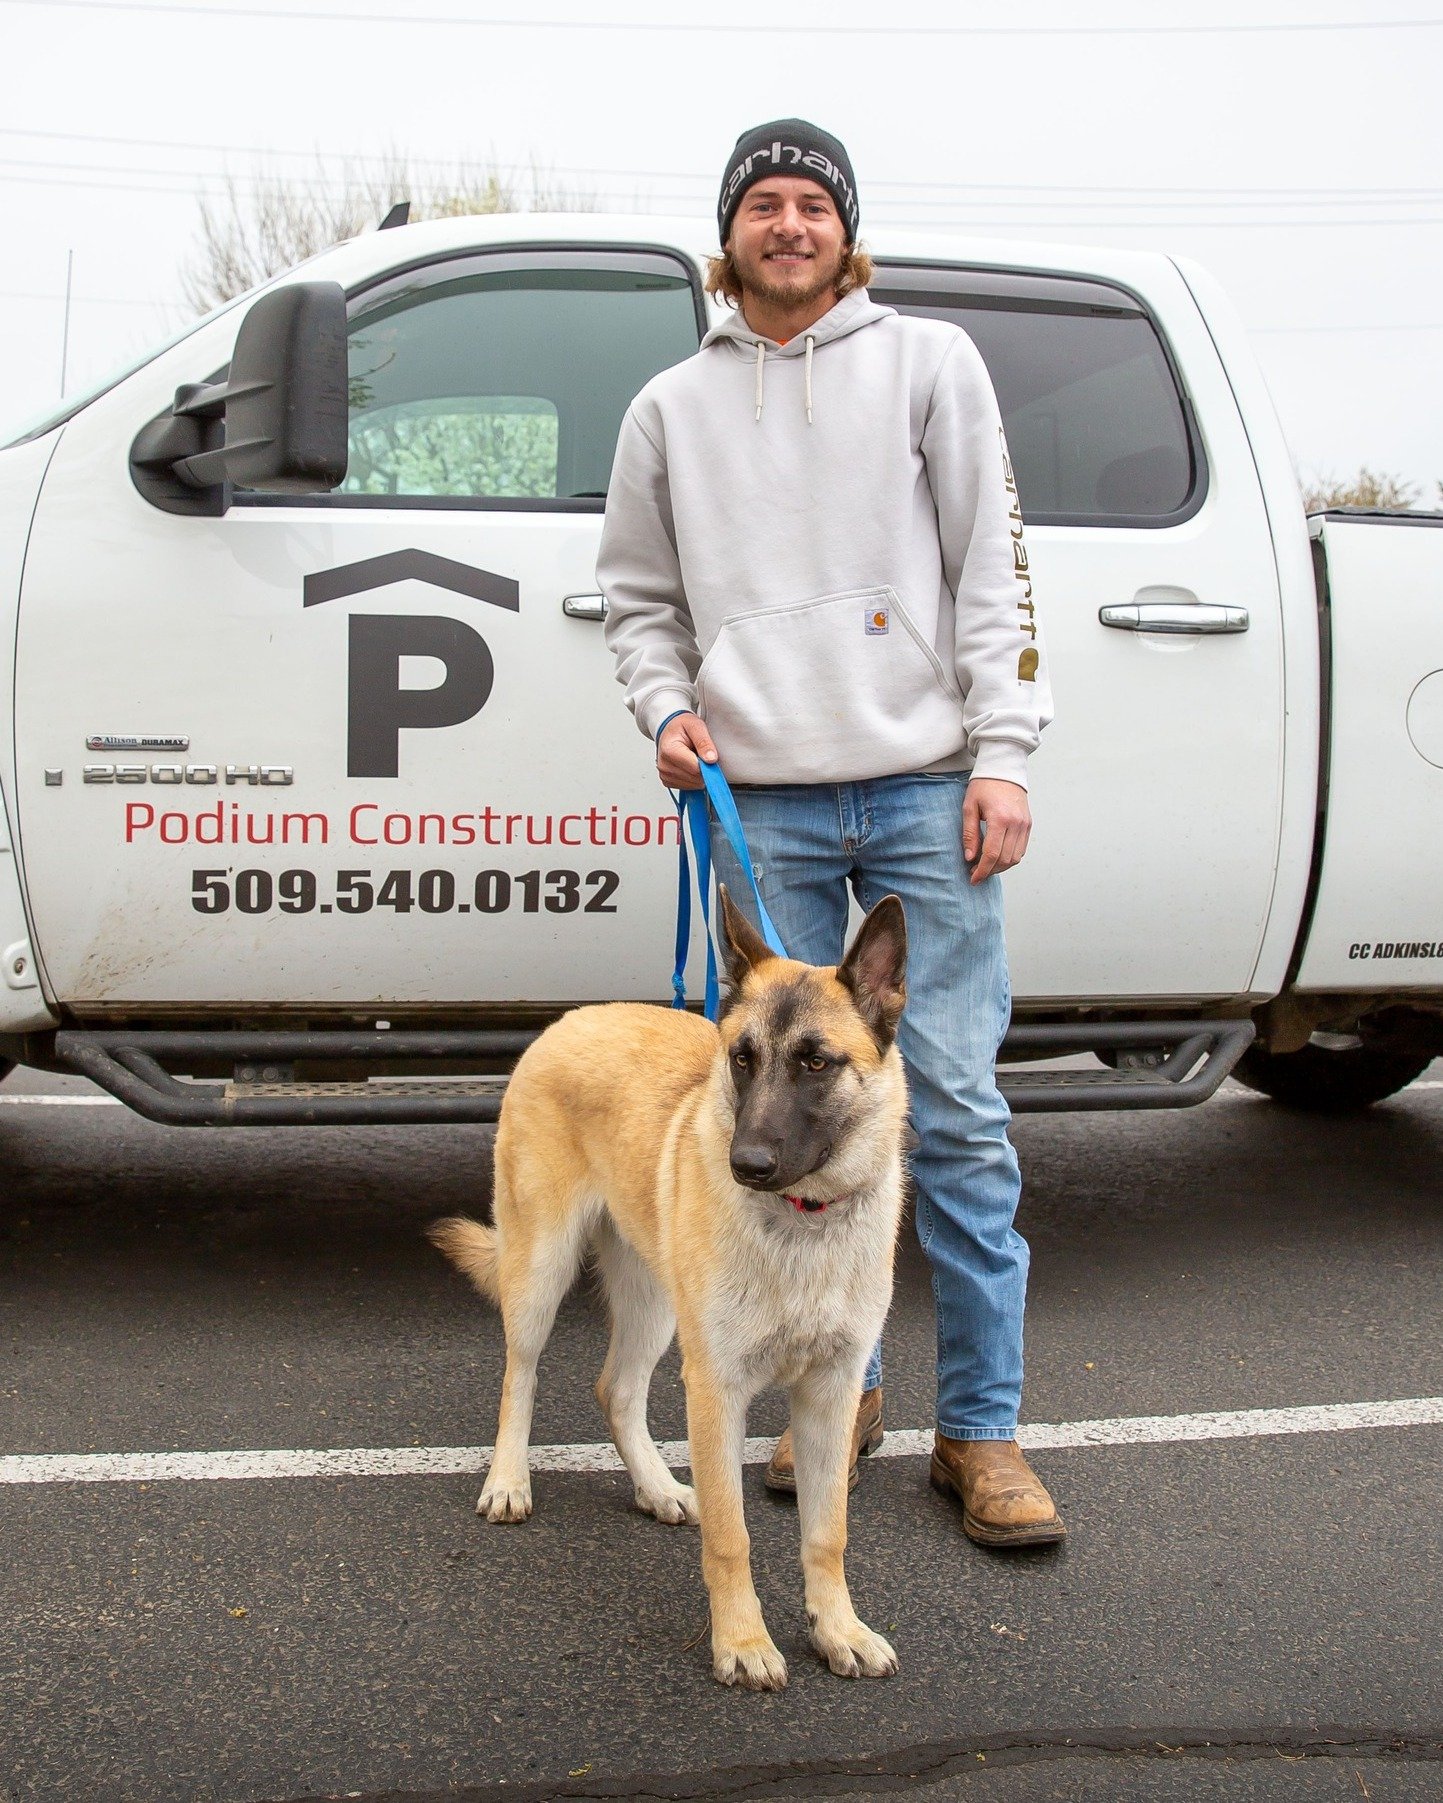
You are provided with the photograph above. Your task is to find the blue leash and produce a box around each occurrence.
[672,760,787,1021]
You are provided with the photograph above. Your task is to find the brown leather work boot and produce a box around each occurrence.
[764,1385,884,1495]
[930,1434,1066,1547]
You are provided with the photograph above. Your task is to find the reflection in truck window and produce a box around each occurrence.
[343,392,560,499]
[331,260,701,503]
[872,267,1200,525]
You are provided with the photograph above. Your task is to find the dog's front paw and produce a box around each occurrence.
[634,1479,699,1526]
[810,1616,898,1680]
[476,1476,532,1522]
[713,1632,788,1691]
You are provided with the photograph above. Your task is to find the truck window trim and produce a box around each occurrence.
[870,257,1210,530]
[1312,509,1443,528]
[238,492,608,515]
[231,241,708,515]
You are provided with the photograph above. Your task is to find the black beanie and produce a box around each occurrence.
[717,118,860,247]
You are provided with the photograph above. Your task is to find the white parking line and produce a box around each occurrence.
[1222,1081,1443,1095]
[4,1395,1441,1486]
[0,1094,122,1105]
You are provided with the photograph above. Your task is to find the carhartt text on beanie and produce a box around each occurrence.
[717,119,859,246]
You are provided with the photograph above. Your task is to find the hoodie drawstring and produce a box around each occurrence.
[753,333,816,424]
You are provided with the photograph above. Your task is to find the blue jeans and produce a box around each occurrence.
[710,774,1027,1440]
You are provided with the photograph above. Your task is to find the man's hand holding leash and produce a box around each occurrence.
[657,712,719,790]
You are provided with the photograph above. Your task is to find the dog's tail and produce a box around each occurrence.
[427,1215,501,1306]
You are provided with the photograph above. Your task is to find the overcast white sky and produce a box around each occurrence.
[2,0,1439,497]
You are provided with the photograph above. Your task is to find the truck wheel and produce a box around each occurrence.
[1233,1042,1432,1111]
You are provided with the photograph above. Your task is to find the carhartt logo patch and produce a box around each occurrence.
[865,606,890,636]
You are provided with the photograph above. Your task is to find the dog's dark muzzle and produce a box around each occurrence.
[730,1080,837,1193]
[729,1139,831,1193]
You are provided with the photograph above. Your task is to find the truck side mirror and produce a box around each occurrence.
[129,281,349,515]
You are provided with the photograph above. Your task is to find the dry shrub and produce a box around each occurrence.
[1299,466,1422,513]
[180,153,594,314]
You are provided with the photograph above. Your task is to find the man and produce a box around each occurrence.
[596,119,1062,1547]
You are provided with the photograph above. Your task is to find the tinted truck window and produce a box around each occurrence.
[871,265,1201,525]
[336,252,702,505]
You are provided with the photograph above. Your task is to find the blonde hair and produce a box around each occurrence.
[704,242,875,309]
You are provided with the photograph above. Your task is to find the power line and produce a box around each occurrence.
[6,166,1443,227]
[8,175,1443,230]
[5,148,1443,228]
[8,157,1443,211]
[0,290,171,309]
[0,170,239,198]
[7,152,1443,213]
[0,154,381,184]
[882,215,1443,229]
[4,129,1441,203]
[6,163,1443,227]
[8,0,1443,32]
[791,192,1443,212]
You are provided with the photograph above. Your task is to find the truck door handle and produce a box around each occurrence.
[562,593,608,621]
[1099,602,1249,634]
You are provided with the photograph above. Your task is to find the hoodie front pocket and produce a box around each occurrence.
[695,586,965,783]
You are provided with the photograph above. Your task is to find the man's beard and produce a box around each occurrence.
[734,241,846,310]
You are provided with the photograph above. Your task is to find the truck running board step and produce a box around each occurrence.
[56,1019,1254,1127]
[998,1021,1255,1113]
[55,1029,537,1126]
[220,1077,510,1102]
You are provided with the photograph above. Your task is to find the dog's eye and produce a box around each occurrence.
[732,1049,750,1070]
[803,1054,829,1073]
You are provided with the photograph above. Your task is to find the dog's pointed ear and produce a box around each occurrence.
[836,894,907,1047]
[718,882,778,984]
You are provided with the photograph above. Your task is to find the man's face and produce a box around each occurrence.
[727,177,848,310]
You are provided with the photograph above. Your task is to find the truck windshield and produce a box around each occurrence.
[0,290,253,451]
[2,245,339,451]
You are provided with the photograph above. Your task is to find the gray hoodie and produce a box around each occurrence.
[596,288,1051,789]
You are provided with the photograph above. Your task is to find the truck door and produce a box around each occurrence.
[14,245,705,1012]
[872,261,1285,1004]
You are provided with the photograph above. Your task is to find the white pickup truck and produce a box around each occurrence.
[1,213,1439,1124]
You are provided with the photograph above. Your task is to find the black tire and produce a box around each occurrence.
[1233,1042,1432,1111]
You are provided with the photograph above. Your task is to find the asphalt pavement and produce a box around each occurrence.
[3,1059,1443,1802]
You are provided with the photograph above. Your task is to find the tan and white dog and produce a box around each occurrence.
[430,887,909,1690]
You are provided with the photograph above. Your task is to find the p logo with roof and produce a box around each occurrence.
[303,549,520,779]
